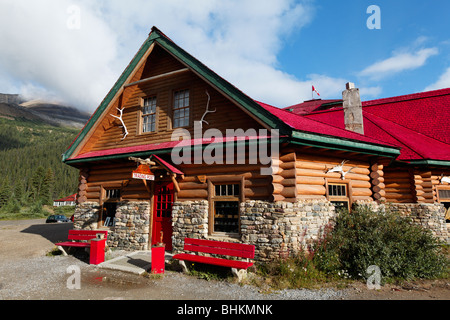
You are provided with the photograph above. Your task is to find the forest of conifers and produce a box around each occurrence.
[0,117,79,217]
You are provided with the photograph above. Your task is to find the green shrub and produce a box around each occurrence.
[311,205,448,281]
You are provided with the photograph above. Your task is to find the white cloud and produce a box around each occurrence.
[359,47,438,80]
[359,86,382,98]
[0,0,323,111]
[0,0,118,110]
[424,67,450,91]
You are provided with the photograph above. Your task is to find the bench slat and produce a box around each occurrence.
[184,244,254,259]
[184,238,255,259]
[56,241,90,248]
[185,238,254,252]
[68,230,108,236]
[173,253,253,270]
[67,230,108,241]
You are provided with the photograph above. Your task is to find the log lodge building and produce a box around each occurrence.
[63,27,450,261]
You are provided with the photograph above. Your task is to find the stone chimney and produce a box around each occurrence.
[342,82,364,135]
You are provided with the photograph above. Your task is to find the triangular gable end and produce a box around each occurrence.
[63,27,290,162]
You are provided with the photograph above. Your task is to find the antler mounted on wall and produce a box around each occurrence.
[325,160,355,180]
[110,107,129,140]
[440,173,450,184]
[199,90,216,129]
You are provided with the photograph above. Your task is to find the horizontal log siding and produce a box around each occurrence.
[292,151,374,203]
[383,167,415,203]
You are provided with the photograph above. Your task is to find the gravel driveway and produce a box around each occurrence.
[0,219,347,301]
[0,219,448,303]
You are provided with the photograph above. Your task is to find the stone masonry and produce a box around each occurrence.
[240,200,336,262]
[171,200,209,252]
[109,201,151,251]
[73,202,101,230]
[388,202,449,244]
[170,199,336,263]
[74,199,449,259]
[74,201,151,251]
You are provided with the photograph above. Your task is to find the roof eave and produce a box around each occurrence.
[291,130,401,158]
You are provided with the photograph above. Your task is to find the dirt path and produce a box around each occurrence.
[0,219,448,302]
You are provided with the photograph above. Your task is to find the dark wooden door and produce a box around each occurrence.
[152,182,174,250]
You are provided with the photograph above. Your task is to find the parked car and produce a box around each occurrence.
[46,215,70,223]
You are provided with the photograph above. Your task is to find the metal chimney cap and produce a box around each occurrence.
[346,82,355,90]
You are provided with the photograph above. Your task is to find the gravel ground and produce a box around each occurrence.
[0,219,448,302]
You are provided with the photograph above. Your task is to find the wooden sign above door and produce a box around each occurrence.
[132,164,155,181]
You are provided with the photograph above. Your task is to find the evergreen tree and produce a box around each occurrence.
[13,181,24,205]
[29,166,46,202]
[0,176,12,208]
[41,168,55,205]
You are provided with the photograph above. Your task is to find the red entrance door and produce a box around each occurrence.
[152,182,174,251]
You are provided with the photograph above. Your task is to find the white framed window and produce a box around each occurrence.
[173,89,190,128]
[142,97,157,133]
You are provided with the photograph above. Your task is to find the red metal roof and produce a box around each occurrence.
[151,154,184,175]
[54,194,77,202]
[285,99,342,115]
[257,101,397,148]
[70,135,275,161]
[302,87,450,162]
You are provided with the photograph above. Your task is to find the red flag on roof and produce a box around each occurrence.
[312,85,320,96]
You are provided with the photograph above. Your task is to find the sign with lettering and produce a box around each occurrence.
[132,165,155,181]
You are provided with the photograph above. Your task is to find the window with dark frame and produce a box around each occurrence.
[103,188,121,227]
[142,97,157,133]
[328,182,349,212]
[437,188,450,222]
[212,183,240,234]
[173,89,190,128]
[105,188,121,200]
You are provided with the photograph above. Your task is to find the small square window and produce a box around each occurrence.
[328,183,347,197]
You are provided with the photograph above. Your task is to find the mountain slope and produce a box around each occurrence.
[0,94,91,128]
[0,117,80,206]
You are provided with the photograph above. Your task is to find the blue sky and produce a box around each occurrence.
[0,0,449,112]
[279,0,450,101]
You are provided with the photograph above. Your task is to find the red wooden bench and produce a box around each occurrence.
[173,238,255,281]
[56,230,108,264]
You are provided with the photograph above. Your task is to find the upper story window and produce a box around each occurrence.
[142,97,157,133]
[173,89,190,128]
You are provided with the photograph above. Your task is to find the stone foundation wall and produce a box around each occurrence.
[170,199,336,263]
[172,200,209,252]
[74,199,449,259]
[73,202,101,230]
[73,201,151,251]
[388,203,449,244]
[240,200,336,262]
[110,201,151,251]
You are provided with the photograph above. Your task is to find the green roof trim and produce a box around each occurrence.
[406,160,450,167]
[291,130,401,158]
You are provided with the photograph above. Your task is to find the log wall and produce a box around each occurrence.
[383,167,415,203]
[271,149,375,203]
